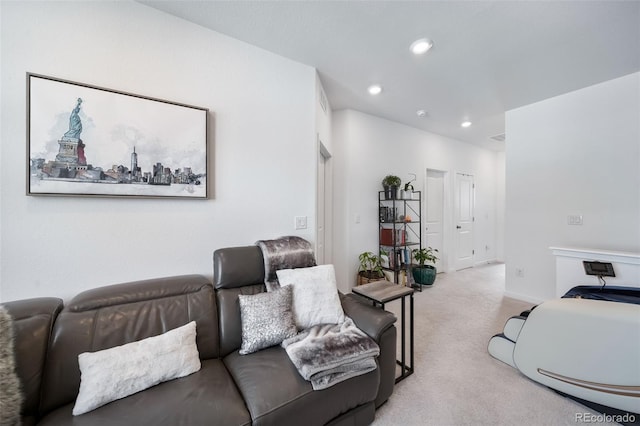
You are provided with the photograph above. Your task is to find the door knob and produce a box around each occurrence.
[456,225,461,229]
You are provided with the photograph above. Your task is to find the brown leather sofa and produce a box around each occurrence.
[2,245,397,425]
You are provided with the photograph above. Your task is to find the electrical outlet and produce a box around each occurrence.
[295,216,307,230]
[567,215,583,225]
[515,268,525,278]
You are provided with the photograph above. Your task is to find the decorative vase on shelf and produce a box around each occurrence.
[383,185,400,200]
[403,182,414,200]
[382,175,401,199]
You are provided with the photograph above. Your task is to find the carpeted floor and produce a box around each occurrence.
[371,263,618,426]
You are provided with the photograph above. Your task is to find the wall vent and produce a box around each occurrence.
[490,133,506,142]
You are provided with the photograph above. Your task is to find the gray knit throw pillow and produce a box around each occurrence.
[238,285,297,355]
[0,305,22,426]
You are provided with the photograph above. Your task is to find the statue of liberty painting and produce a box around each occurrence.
[63,98,83,140]
[54,97,87,166]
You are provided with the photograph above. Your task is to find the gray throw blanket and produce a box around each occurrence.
[256,236,316,291]
[281,317,380,390]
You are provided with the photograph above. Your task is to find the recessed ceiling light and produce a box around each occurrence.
[367,84,383,95]
[461,121,472,128]
[410,38,434,55]
[416,109,428,117]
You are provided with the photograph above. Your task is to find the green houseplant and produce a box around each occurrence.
[381,175,401,199]
[357,251,385,285]
[411,247,439,285]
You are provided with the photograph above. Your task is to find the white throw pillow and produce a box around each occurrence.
[276,264,345,329]
[73,321,201,415]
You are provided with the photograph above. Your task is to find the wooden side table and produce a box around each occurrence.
[352,280,414,383]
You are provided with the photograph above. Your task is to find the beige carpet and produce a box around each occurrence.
[371,263,618,426]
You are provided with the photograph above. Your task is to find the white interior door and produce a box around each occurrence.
[454,172,475,270]
[425,170,445,271]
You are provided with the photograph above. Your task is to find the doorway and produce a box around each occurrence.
[454,172,475,270]
[425,169,446,271]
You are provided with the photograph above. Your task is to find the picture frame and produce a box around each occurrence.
[27,73,209,199]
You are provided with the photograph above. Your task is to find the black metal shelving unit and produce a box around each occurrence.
[378,190,422,291]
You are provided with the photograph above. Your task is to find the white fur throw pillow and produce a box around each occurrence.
[73,321,201,416]
[276,265,345,329]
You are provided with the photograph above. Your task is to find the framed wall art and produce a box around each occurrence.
[27,73,209,199]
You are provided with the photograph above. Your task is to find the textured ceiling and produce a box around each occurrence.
[140,1,640,151]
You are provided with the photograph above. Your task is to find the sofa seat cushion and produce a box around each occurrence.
[37,359,251,426]
[224,346,379,426]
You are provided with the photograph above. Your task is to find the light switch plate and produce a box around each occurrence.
[295,216,307,230]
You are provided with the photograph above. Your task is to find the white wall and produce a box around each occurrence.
[332,109,503,293]
[0,1,317,301]
[505,72,640,302]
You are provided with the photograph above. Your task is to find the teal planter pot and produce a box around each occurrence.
[412,265,437,285]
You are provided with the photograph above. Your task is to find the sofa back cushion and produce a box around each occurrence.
[213,245,265,289]
[214,246,268,356]
[217,284,266,357]
[39,275,217,415]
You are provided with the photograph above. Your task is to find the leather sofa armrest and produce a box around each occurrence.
[341,293,397,407]
[340,293,396,341]
[2,297,63,421]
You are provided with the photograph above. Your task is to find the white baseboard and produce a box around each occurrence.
[474,258,500,267]
[444,259,502,273]
[503,290,545,305]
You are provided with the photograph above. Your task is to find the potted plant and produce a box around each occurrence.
[402,173,416,199]
[381,175,401,199]
[411,247,439,286]
[402,182,414,199]
[357,251,385,285]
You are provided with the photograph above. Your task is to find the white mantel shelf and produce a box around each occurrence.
[550,247,640,264]
[550,247,640,297]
